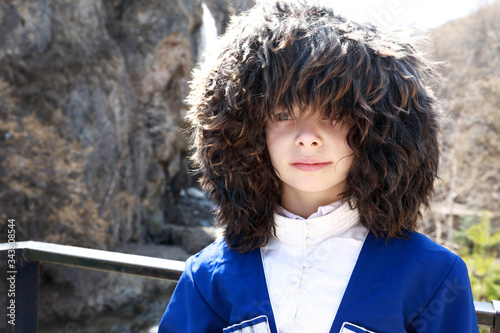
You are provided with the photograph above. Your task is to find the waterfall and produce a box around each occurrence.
[200,2,218,59]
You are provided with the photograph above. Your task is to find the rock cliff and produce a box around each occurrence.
[0,0,253,327]
[0,0,205,249]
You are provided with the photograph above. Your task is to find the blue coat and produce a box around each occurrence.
[158,232,479,332]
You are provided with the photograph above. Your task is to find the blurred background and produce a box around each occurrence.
[0,0,498,332]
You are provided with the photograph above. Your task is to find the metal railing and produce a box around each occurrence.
[1,241,499,333]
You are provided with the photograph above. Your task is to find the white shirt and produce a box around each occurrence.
[261,200,368,333]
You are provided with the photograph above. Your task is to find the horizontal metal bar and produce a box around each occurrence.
[0,241,184,281]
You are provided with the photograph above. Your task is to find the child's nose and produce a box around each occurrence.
[294,120,323,147]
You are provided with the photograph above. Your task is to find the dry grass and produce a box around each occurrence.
[0,79,110,249]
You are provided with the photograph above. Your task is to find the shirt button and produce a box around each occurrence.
[299,288,307,294]
[303,261,311,268]
[295,318,303,327]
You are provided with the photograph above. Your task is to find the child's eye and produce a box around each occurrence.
[323,113,341,121]
[275,113,292,121]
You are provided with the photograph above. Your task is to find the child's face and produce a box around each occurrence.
[265,108,354,207]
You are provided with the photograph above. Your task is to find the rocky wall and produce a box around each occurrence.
[0,0,253,327]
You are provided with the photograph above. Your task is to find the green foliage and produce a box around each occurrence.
[455,211,500,302]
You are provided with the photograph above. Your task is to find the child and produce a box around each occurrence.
[159,1,479,332]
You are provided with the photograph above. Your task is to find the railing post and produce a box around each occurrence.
[493,300,500,333]
[11,249,39,333]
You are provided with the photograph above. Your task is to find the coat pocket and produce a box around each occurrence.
[223,315,271,333]
[340,322,376,333]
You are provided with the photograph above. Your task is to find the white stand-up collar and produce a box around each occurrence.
[273,200,360,247]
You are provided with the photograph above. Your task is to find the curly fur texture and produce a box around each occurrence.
[186,1,440,252]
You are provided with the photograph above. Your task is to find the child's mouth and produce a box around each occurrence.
[292,162,331,172]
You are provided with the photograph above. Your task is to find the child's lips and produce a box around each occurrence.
[291,160,331,172]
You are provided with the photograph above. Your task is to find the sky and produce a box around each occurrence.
[316,0,495,29]
[201,0,494,52]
